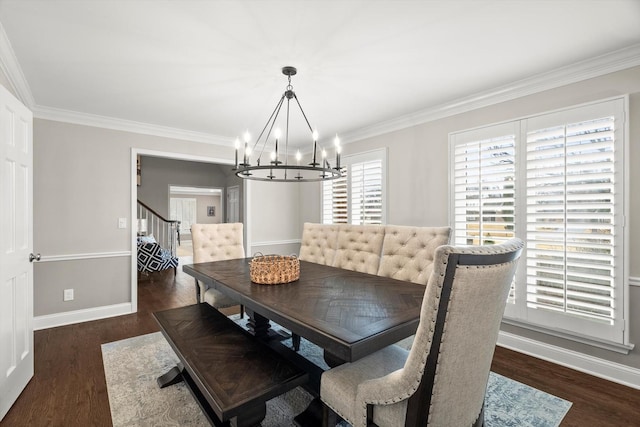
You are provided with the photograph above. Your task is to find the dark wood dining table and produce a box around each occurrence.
[183,258,425,364]
[183,258,426,426]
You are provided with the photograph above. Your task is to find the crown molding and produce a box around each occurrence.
[2,10,639,147]
[34,105,234,146]
[0,21,35,108]
[340,43,640,145]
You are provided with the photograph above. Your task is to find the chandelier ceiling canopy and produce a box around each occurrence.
[233,66,342,182]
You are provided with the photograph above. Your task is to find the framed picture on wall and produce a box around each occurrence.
[207,206,215,216]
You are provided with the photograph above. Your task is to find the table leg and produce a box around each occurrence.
[323,350,347,368]
[245,308,272,339]
[293,397,324,427]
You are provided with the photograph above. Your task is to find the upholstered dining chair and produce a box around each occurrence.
[320,238,524,427]
[191,223,245,312]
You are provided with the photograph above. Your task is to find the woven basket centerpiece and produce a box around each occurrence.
[250,254,300,285]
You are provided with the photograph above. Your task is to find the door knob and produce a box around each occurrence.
[29,253,41,262]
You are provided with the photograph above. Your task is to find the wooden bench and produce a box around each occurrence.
[153,304,309,427]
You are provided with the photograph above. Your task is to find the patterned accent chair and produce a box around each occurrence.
[191,223,245,309]
[136,237,179,275]
[320,238,524,427]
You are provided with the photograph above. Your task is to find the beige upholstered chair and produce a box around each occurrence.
[332,224,385,274]
[299,223,340,265]
[320,238,524,427]
[376,225,451,285]
[191,223,245,309]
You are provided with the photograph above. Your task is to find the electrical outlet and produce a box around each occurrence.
[118,218,127,229]
[63,289,74,301]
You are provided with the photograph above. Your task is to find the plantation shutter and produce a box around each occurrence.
[451,123,518,302]
[351,159,383,225]
[523,100,624,342]
[450,98,626,345]
[322,171,348,224]
[322,149,386,225]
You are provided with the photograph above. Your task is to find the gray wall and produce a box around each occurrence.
[137,156,228,220]
[300,65,640,370]
[31,118,298,317]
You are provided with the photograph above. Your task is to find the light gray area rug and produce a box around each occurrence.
[102,330,571,427]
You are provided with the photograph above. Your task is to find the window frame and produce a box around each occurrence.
[449,96,629,347]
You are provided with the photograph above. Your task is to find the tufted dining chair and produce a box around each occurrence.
[320,238,524,427]
[376,225,451,285]
[191,223,245,310]
[332,224,386,274]
[299,223,340,265]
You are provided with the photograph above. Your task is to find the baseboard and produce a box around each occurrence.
[34,302,133,330]
[497,331,640,390]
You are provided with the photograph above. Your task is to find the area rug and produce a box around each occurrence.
[102,330,571,427]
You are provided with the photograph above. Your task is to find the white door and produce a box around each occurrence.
[227,186,239,223]
[0,85,34,421]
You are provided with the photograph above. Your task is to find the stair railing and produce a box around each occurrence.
[136,200,180,257]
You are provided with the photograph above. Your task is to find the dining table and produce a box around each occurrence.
[183,258,427,426]
[184,257,425,365]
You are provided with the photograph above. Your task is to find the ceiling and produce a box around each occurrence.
[1,0,640,150]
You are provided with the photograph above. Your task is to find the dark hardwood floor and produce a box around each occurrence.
[2,260,640,426]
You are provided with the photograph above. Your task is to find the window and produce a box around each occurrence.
[170,198,197,234]
[450,98,627,345]
[323,149,386,225]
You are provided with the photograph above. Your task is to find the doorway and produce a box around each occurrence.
[169,186,224,259]
[130,149,246,312]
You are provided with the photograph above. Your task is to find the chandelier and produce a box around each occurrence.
[233,66,343,182]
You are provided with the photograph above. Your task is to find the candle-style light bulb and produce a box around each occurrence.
[322,148,327,159]
[234,137,240,169]
[242,131,251,165]
[311,129,319,166]
[273,129,280,163]
[334,135,340,147]
[296,150,302,165]
[270,151,276,161]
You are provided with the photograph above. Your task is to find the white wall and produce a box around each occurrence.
[247,180,301,255]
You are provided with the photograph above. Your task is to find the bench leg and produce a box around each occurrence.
[157,364,184,388]
[292,333,301,352]
[195,278,201,303]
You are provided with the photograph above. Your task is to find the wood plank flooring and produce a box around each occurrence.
[2,261,639,426]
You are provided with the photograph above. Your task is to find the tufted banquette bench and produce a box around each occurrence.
[299,223,452,285]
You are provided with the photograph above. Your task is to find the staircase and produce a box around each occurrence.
[136,200,180,258]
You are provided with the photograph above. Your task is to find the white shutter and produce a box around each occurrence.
[452,126,517,301]
[524,102,623,342]
[322,171,348,224]
[351,159,383,225]
[452,135,516,245]
[450,98,626,345]
[322,148,386,225]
